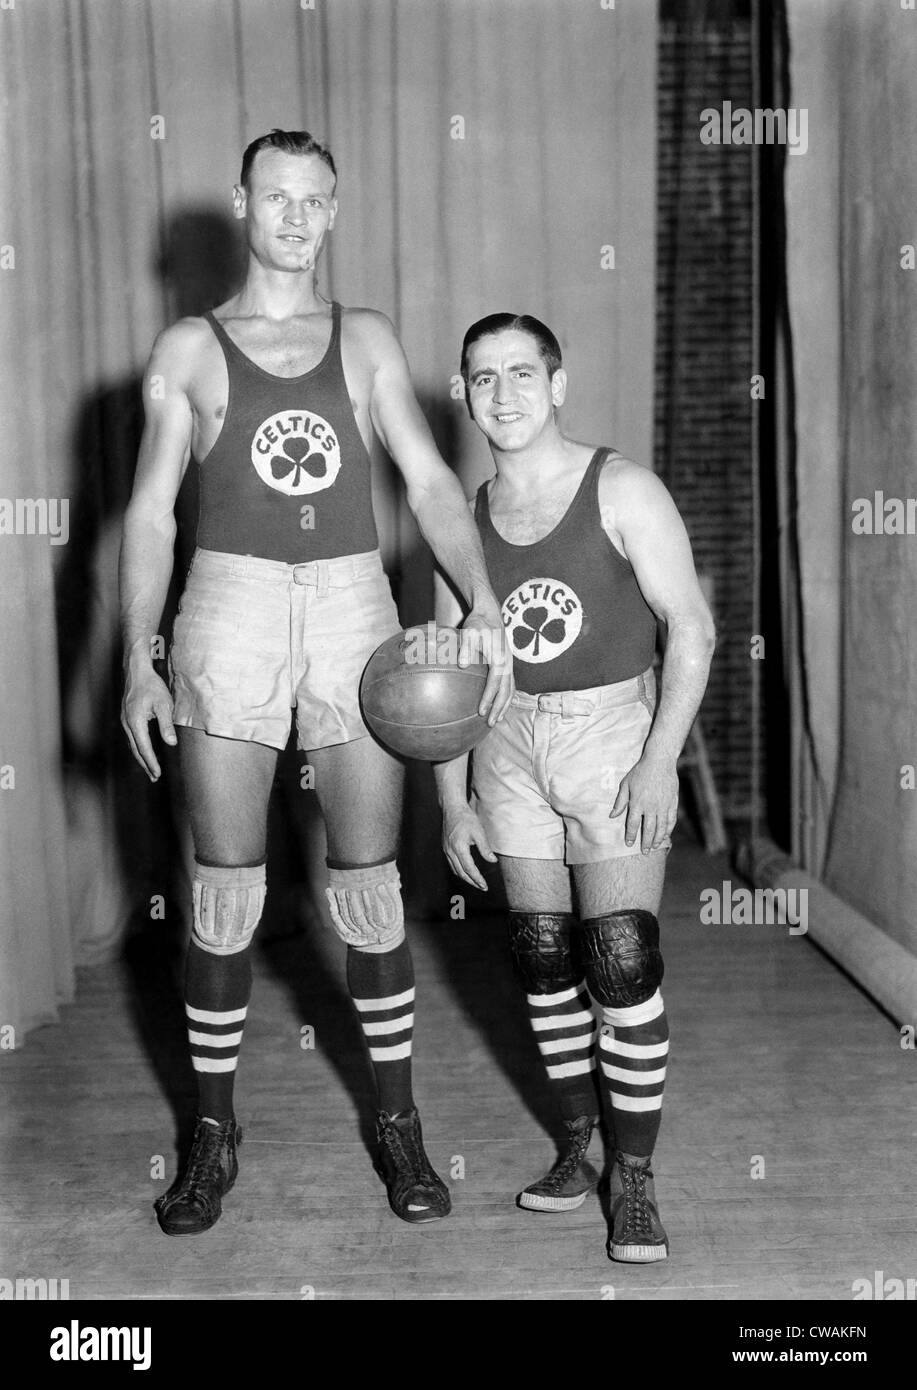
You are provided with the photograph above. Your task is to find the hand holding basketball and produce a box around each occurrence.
[456,607,514,724]
[360,624,498,762]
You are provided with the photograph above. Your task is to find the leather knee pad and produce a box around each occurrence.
[577,909,664,1008]
[507,911,577,995]
[325,861,405,951]
[192,861,267,956]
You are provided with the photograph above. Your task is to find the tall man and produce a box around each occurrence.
[435,314,714,1262]
[120,131,511,1235]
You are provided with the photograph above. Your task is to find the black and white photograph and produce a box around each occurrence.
[1,0,915,1344]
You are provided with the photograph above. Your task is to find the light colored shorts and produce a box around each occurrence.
[169,547,402,751]
[471,668,672,864]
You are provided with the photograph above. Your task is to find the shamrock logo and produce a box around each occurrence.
[512,605,567,658]
[501,578,583,664]
[251,410,341,495]
[270,436,327,489]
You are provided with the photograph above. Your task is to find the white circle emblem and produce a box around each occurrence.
[502,577,583,664]
[250,410,341,495]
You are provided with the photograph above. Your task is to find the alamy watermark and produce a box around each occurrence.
[851,492,917,535]
[700,102,808,155]
[402,621,502,668]
[852,1270,917,1300]
[0,497,69,545]
[0,1276,69,1299]
[699,880,808,935]
[50,1320,151,1370]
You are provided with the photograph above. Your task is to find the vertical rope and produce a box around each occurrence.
[749,0,763,843]
[230,0,248,159]
[389,0,412,582]
[143,0,169,330]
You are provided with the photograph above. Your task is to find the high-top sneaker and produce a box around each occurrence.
[375,1107,451,1223]
[608,1149,669,1262]
[155,1116,242,1236]
[518,1115,597,1212]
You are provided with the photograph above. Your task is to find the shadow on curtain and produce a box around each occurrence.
[0,0,657,1042]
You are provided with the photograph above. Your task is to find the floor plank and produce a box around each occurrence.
[2,839,915,1301]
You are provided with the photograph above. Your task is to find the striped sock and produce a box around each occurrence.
[347,940,415,1116]
[598,989,669,1156]
[184,940,251,1122]
[527,981,599,1121]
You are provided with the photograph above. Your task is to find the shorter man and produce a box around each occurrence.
[435,314,715,1261]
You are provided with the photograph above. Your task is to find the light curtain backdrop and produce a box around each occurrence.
[0,0,658,1041]
[783,0,917,957]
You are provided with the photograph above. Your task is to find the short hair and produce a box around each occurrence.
[460,313,562,383]
[240,129,337,190]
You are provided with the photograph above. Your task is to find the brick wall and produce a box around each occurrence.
[655,7,763,826]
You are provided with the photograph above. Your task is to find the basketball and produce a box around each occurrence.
[360,624,492,761]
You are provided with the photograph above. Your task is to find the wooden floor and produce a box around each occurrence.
[2,837,915,1302]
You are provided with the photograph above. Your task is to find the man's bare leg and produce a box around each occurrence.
[573,852,670,1262]
[308,734,403,865]
[179,727,279,867]
[155,728,277,1236]
[573,852,666,919]
[497,856,573,913]
[308,734,449,1221]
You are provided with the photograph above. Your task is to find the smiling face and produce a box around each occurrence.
[233,149,337,274]
[465,329,567,452]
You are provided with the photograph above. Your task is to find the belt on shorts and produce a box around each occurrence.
[187,548,382,597]
[510,669,656,721]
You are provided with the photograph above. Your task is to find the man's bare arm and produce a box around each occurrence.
[359,312,513,723]
[119,323,197,780]
[432,564,497,890]
[600,459,716,851]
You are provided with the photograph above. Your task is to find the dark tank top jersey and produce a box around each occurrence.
[196,302,378,562]
[475,449,657,694]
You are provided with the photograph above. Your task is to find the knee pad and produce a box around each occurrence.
[578,909,664,1008]
[508,911,577,995]
[325,861,405,952]
[192,861,267,957]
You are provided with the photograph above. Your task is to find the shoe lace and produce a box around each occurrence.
[379,1115,434,1184]
[181,1124,228,1200]
[543,1125,592,1192]
[619,1161,654,1238]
